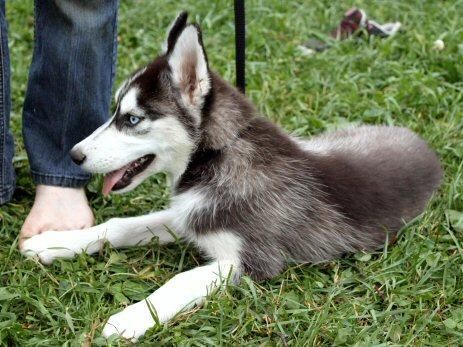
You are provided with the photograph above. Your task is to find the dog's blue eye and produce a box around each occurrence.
[129,115,141,125]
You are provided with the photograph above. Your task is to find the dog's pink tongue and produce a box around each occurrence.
[102,168,127,196]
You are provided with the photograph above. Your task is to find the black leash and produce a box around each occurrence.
[234,0,245,94]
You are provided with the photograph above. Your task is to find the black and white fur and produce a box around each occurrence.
[21,12,442,341]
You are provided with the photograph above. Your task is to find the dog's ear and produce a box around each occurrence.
[163,11,188,54]
[167,24,210,114]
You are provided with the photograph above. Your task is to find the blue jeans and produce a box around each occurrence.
[0,0,118,204]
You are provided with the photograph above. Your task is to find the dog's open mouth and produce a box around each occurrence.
[102,154,155,196]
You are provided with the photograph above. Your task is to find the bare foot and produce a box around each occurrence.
[20,185,94,248]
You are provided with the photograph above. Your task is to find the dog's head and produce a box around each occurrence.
[70,12,211,195]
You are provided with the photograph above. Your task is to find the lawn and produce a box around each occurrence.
[1,0,463,345]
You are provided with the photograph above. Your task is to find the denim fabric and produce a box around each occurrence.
[22,0,118,188]
[0,0,13,204]
[0,0,118,204]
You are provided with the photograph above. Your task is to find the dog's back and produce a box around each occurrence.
[301,126,443,235]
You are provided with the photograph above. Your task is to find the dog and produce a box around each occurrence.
[21,12,442,341]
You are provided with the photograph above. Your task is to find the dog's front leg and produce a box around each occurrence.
[102,260,239,341]
[21,209,177,264]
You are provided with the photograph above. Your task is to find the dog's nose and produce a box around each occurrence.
[70,148,86,165]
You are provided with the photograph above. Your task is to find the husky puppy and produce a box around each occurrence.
[21,12,442,341]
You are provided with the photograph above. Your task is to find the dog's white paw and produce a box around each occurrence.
[21,231,77,264]
[102,301,155,341]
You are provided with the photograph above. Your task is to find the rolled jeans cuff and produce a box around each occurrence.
[31,170,90,188]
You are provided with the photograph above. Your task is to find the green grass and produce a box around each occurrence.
[1,0,463,345]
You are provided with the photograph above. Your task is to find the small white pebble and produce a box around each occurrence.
[433,39,445,51]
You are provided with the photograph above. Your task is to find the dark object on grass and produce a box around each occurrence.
[300,8,401,54]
